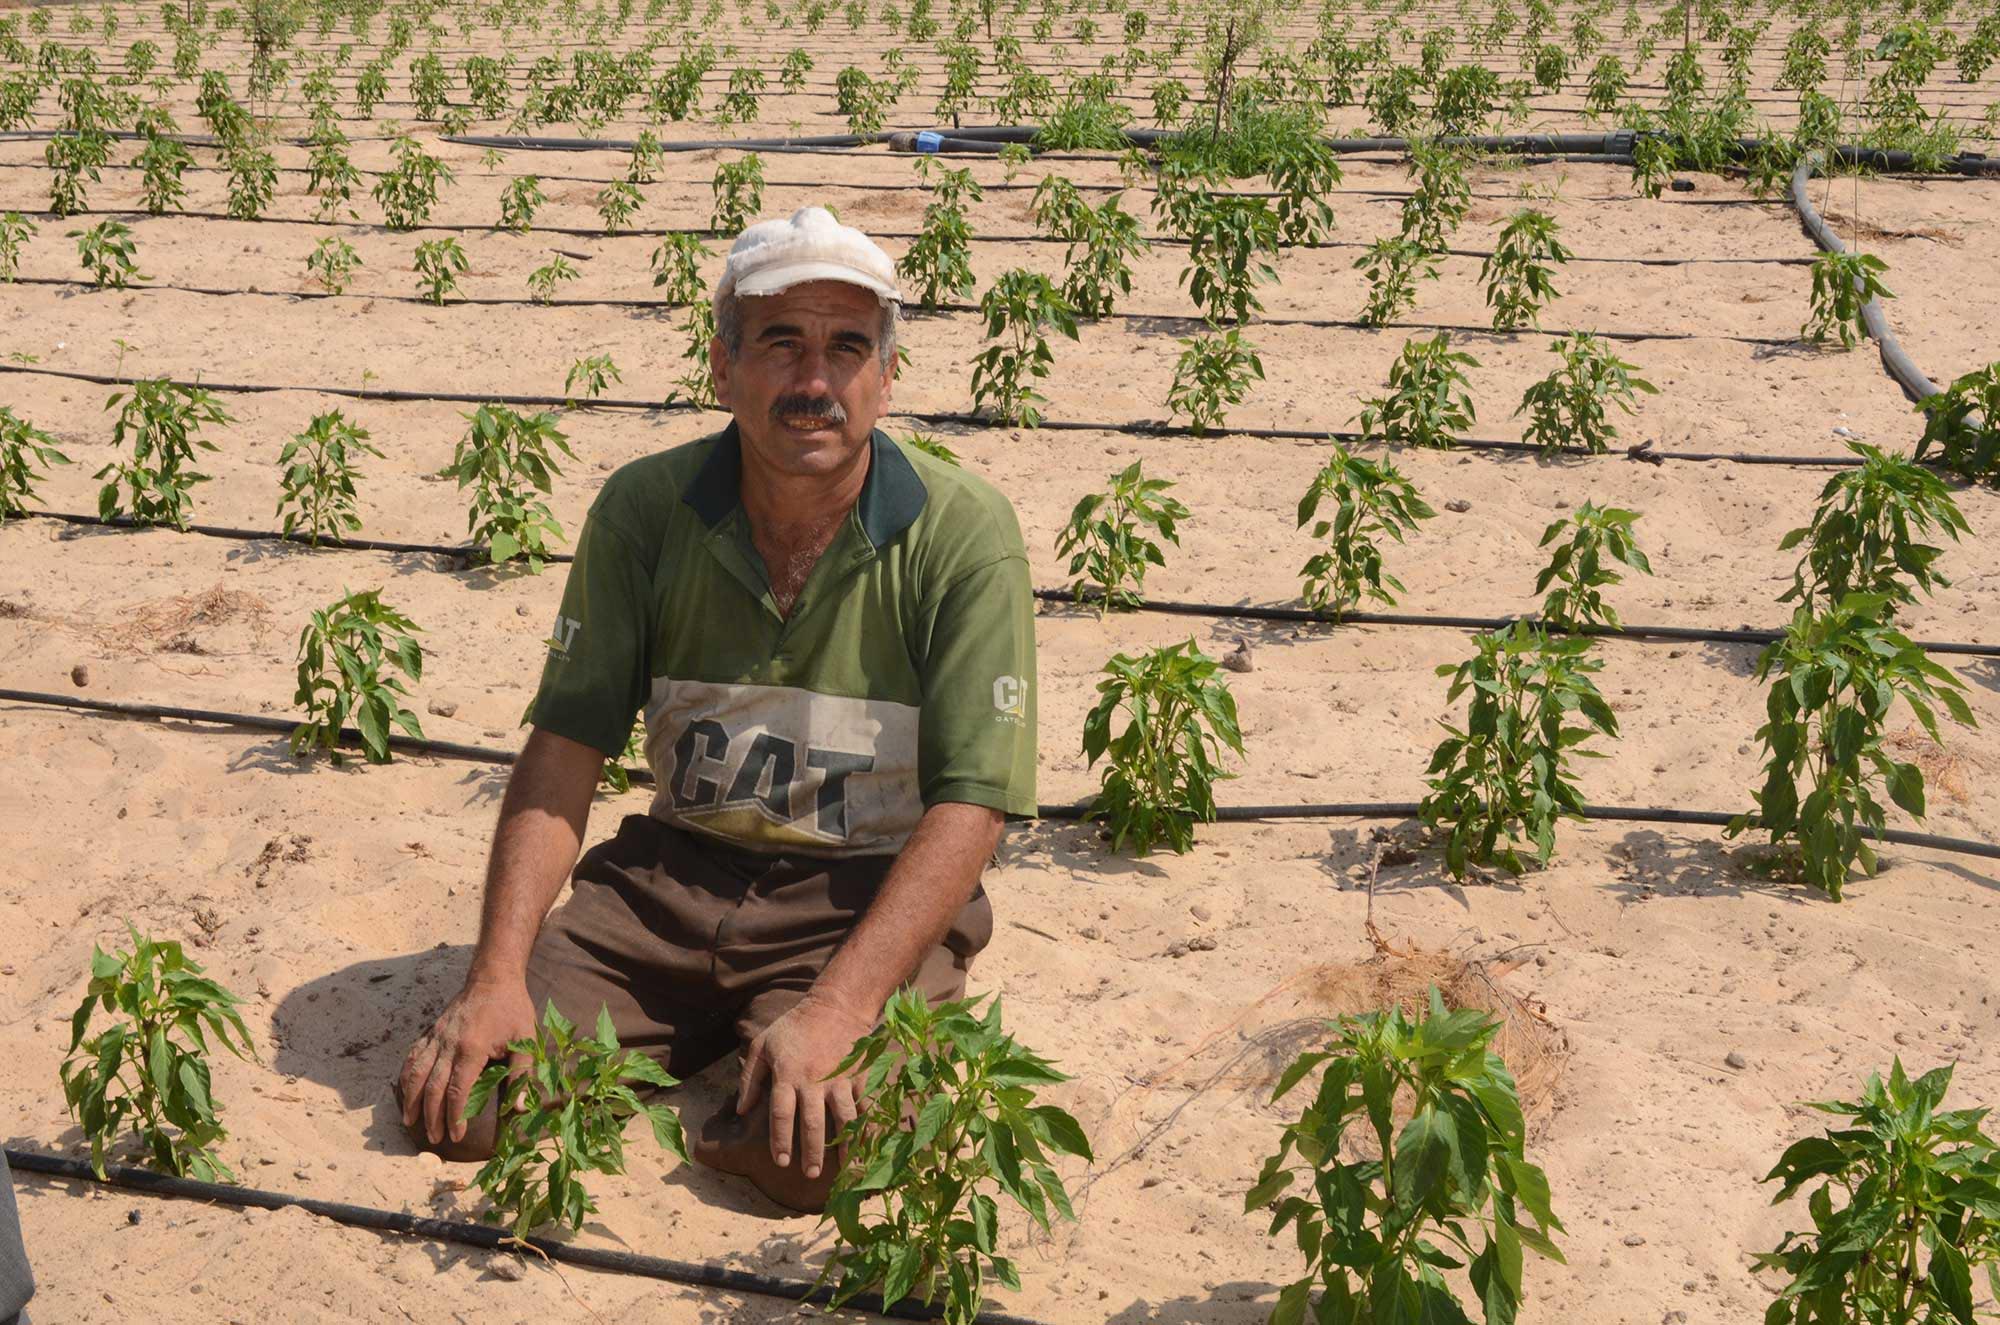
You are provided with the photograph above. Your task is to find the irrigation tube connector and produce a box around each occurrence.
[0,1148,1050,1325]
[0,363,1885,470]
[4,689,1998,865]
[28,513,2000,657]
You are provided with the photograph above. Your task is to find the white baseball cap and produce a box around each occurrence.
[715,205,902,308]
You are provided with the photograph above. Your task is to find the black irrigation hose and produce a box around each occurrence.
[0,202,1817,265]
[0,156,1779,206]
[1789,152,1941,406]
[1,1147,1051,1325]
[0,362,1893,467]
[447,127,1639,156]
[36,510,479,558]
[0,127,407,146]
[23,511,2000,658]
[1028,588,2000,657]
[1035,801,2000,859]
[1787,151,1989,439]
[463,124,2000,179]
[4,690,1998,863]
[0,272,1805,343]
[447,130,881,152]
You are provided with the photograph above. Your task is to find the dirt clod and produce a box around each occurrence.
[248,833,314,888]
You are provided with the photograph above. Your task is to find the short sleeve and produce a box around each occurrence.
[524,509,652,757]
[917,553,1038,817]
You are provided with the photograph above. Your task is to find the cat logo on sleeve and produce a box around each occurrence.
[992,675,1027,725]
[547,615,582,657]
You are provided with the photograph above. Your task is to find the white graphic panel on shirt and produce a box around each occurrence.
[642,677,922,856]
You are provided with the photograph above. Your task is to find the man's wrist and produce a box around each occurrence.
[800,977,883,1028]
[466,952,531,988]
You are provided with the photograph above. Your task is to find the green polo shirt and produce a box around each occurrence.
[526,422,1037,858]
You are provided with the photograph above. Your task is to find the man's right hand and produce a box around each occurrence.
[398,976,538,1146]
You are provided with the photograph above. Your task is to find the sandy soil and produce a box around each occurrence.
[3,4,2000,1324]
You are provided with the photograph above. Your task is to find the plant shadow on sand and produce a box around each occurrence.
[1105,1282,1289,1324]
[998,817,1176,881]
[1599,827,1799,903]
[221,539,462,578]
[1316,822,1530,911]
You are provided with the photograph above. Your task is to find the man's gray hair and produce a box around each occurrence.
[714,287,900,369]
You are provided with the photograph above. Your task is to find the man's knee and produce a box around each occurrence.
[687,1097,839,1214]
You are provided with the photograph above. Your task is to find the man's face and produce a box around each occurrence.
[710,280,895,480]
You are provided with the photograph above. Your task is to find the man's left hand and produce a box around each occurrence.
[736,992,876,1181]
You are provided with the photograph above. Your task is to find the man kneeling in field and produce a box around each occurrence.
[393,207,1036,1212]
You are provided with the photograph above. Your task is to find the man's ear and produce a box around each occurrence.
[708,333,731,409]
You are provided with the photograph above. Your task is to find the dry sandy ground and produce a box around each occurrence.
[3,6,2000,1324]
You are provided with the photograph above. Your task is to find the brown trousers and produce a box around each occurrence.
[525,812,994,1078]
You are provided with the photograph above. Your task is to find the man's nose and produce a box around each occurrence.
[789,345,834,396]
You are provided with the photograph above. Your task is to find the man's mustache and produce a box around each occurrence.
[770,393,848,426]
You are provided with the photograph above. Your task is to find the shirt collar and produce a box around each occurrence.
[681,419,927,548]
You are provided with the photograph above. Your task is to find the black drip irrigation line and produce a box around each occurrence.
[0,155,1781,206]
[0,362,1893,468]
[3,689,1997,863]
[1033,800,2000,860]
[0,272,1806,343]
[0,155,1806,210]
[23,511,2000,658]
[0,126,408,146]
[1027,588,2000,657]
[36,510,479,558]
[452,125,2000,179]
[0,202,1817,266]
[1,1147,1050,1325]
